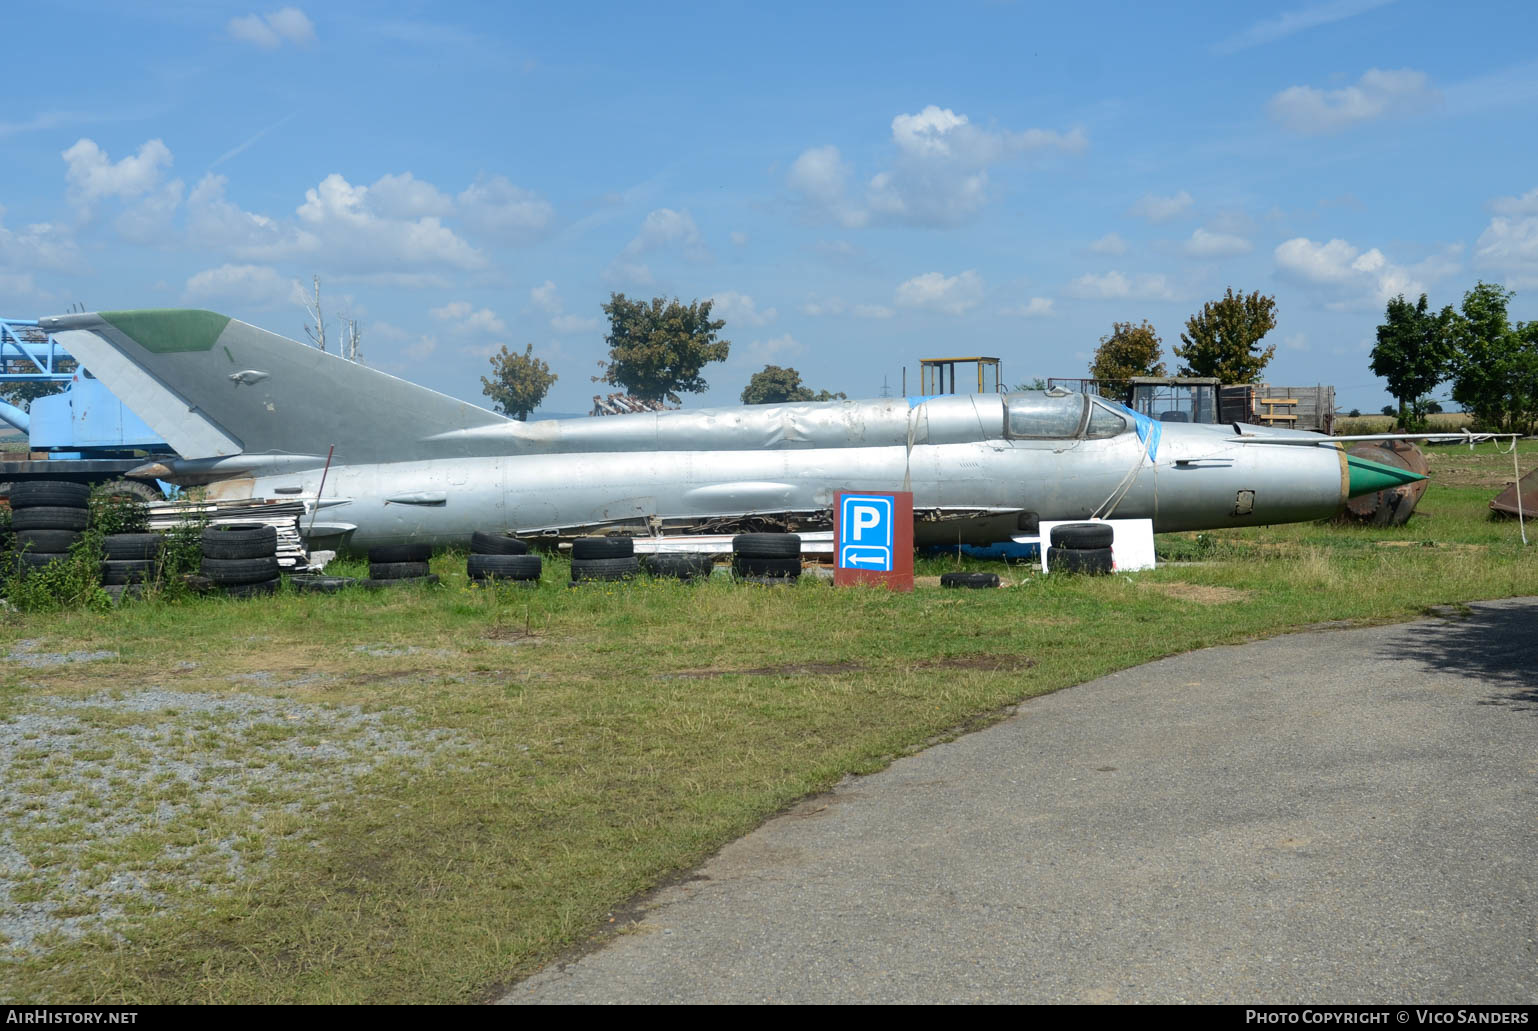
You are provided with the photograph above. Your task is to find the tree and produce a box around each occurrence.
[1447,281,1538,434]
[481,344,557,421]
[740,365,847,404]
[599,294,730,404]
[1369,293,1456,431]
[1173,288,1277,382]
[1088,320,1166,387]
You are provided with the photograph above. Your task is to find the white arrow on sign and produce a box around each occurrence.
[845,552,886,566]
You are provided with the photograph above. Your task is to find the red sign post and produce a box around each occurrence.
[833,490,914,592]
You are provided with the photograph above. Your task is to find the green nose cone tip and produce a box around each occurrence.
[1346,454,1427,497]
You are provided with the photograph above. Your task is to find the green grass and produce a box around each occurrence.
[0,441,1535,1004]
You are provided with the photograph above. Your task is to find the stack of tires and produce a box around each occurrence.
[8,481,90,575]
[731,533,801,584]
[101,532,165,598]
[201,523,281,597]
[467,532,541,586]
[569,537,638,584]
[1046,522,1114,575]
[641,552,715,582]
[366,543,438,588]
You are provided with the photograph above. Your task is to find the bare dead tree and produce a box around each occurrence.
[302,275,327,353]
[339,317,362,362]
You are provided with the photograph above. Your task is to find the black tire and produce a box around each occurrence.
[201,523,277,560]
[8,481,90,509]
[369,560,431,580]
[732,556,801,578]
[222,578,280,599]
[15,529,81,553]
[732,533,801,559]
[571,536,635,559]
[94,478,163,504]
[470,531,528,555]
[101,559,157,585]
[103,533,165,560]
[362,574,440,589]
[642,553,716,580]
[201,556,280,585]
[287,574,360,594]
[467,554,542,581]
[1049,522,1113,549]
[1048,546,1113,574]
[11,506,90,531]
[570,555,640,581]
[13,551,69,572]
[368,543,432,563]
[940,572,1001,589]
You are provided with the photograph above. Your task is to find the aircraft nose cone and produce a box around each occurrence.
[1346,454,1426,498]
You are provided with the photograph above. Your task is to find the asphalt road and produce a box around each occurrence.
[505,598,1538,1004]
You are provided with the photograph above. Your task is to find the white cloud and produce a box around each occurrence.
[1274,236,1455,307]
[1088,232,1127,255]
[1475,214,1538,289]
[730,231,748,247]
[710,290,776,327]
[296,173,485,270]
[368,172,454,218]
[1129,191,1193,223]
[187,173,315,260]
[623,208,707,260]
[789,105,1086,229]
[1000,297,1055,317]
[853,304,893,319]
[457,174,554,244]
[895,269,984,315]
[0,272,48,303]
[550,314,600,334]
[229,7,315,49]
[1268,68,1439,134]
[0,207,78,272]
[801,296,846,317]
[430,300,506,334]
[1066,270,1175,301]
[1213,0,1397,54]
[62,138,173,208]
[747,333,804,363]
[406,335,437,360]
[182,264,301,308]
[1184,227,1253,258]
[1283,332,1310,352]
[530,280,562,314]
[114,179,185,244]
[1491,186,1538,217]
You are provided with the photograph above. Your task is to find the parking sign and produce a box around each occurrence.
[834,490,913,591]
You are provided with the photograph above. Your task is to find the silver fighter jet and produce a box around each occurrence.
[39,309,1421,552]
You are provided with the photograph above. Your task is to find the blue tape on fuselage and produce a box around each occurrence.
[906,395,930,409]
[1111,400,1160,462]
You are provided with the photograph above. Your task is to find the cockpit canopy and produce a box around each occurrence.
[1004,392,1129,440]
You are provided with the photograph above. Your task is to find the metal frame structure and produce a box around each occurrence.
[920,356,1002,396]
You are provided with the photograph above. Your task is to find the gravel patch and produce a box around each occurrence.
[5,639,118,669]
[0,688,470,959]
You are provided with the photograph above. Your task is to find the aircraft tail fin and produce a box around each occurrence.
[39,309,510,463]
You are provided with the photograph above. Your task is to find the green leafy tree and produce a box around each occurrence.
[481,344,558,421]
[1088,321,1166,389]
[600,294,730,404]
[1369,293,1456,431]
[1447,281,1538,434]
[740,365,846,404]
[1173,288,1277,382]
[1013,377,1049,391]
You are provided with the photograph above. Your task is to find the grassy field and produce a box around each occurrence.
[1,441,1535,1004]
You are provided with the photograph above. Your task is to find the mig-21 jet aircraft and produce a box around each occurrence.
[38,309,1426,553]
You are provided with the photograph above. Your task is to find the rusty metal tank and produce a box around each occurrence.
[1335,439,1430,526]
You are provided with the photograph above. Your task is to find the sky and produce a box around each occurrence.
[2,0,1536,417]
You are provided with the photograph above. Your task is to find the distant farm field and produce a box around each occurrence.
[1,440,1534,1004]
[1333,412,1474,436]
